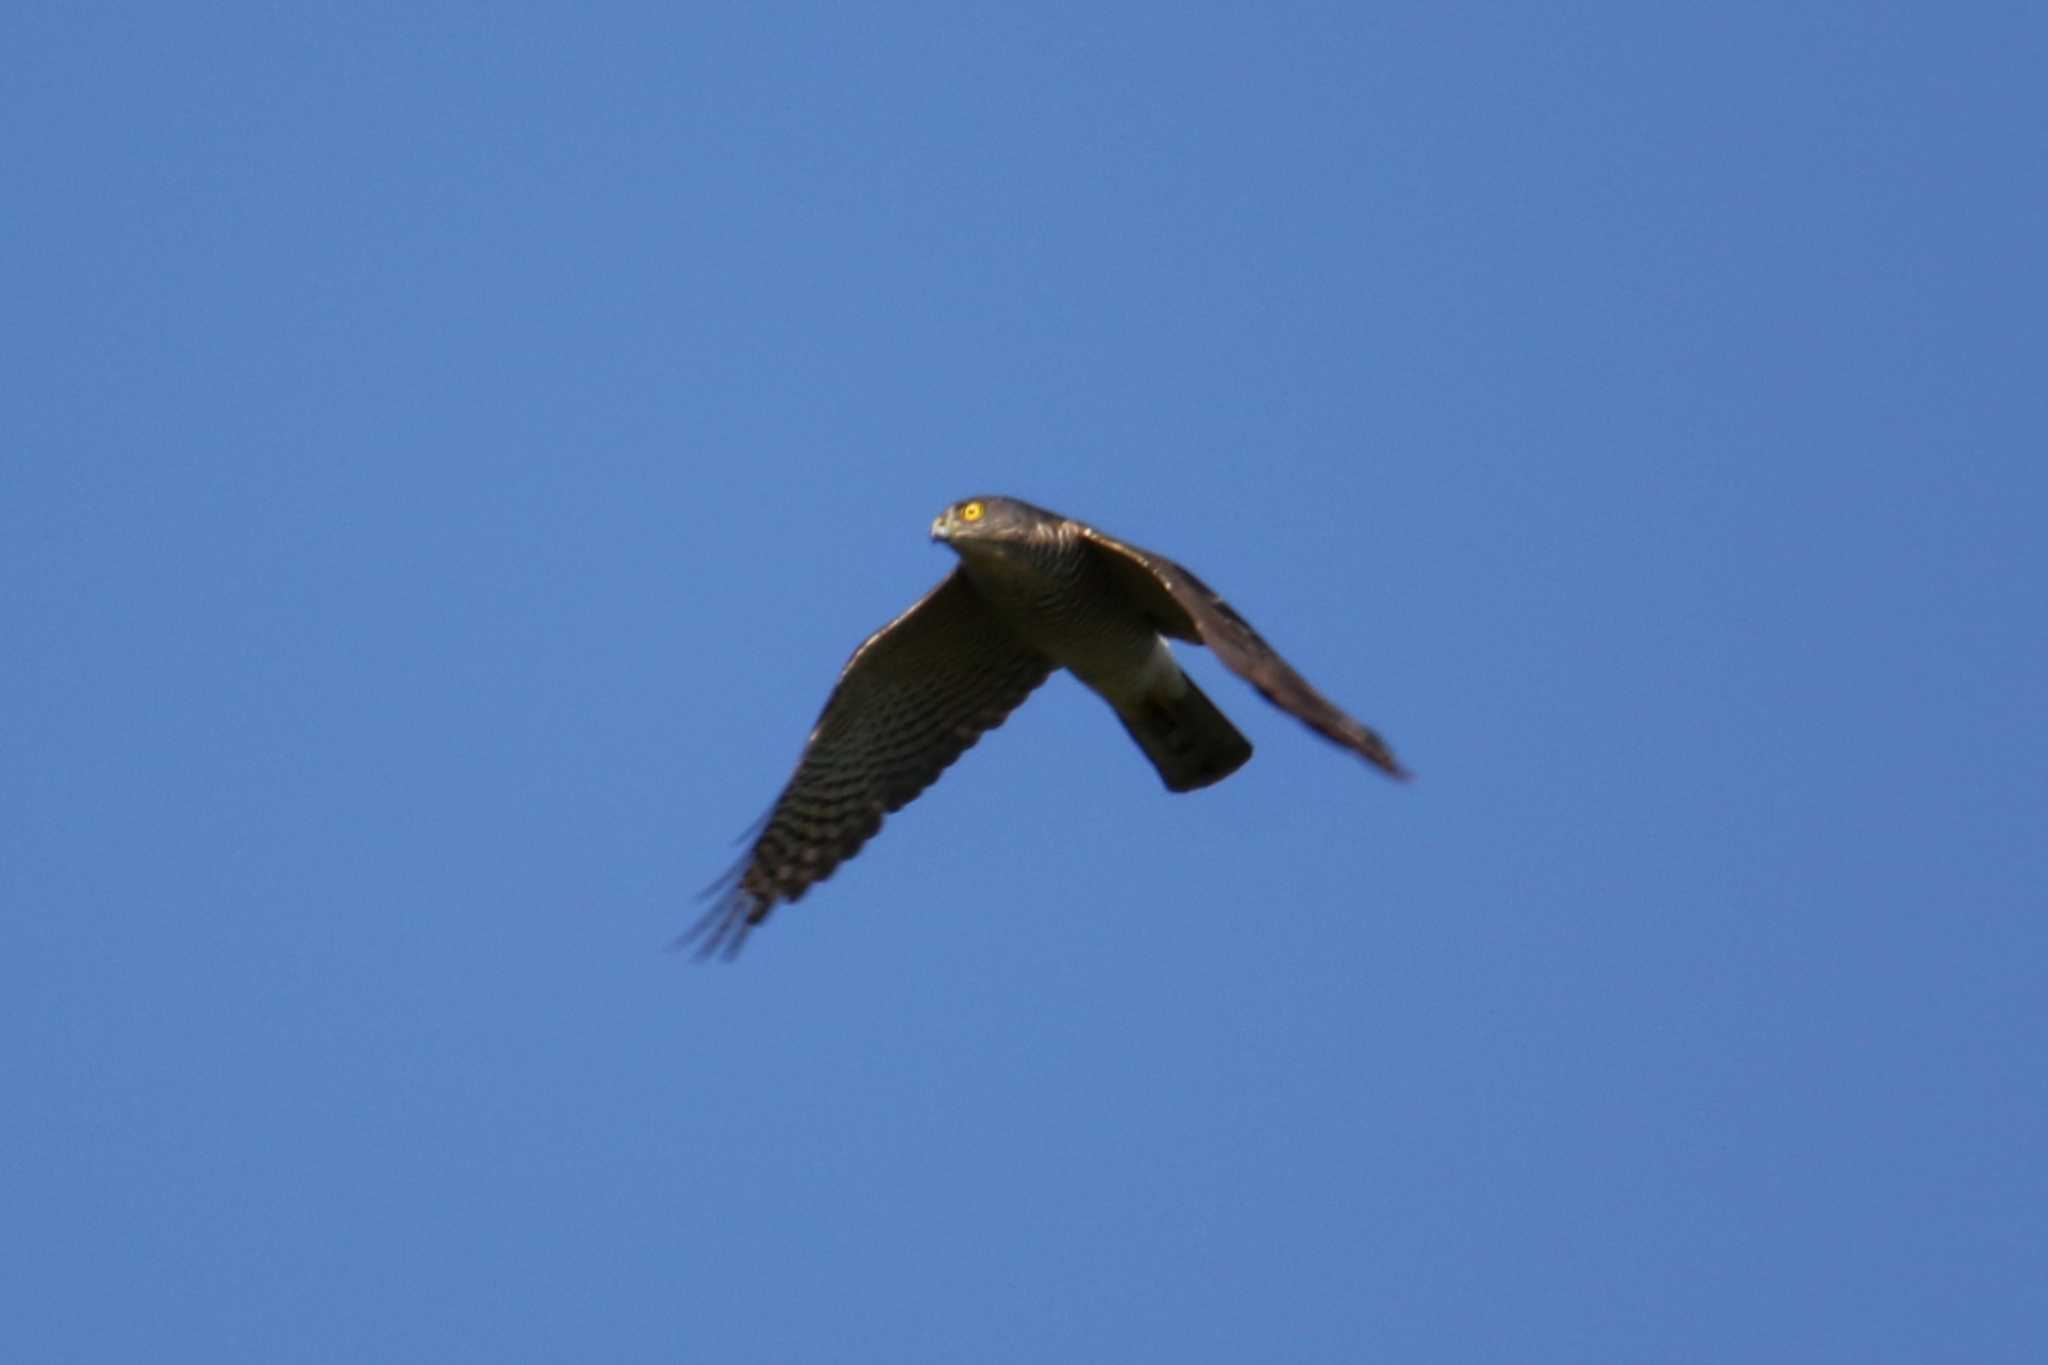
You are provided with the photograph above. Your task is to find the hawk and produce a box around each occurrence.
[686,495,1408,957]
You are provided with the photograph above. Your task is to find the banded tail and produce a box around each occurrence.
[1115,674,1253,792]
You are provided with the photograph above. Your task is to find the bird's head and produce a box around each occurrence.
[930,495,1054,551]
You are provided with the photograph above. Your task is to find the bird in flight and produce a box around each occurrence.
[686,495,1408,957]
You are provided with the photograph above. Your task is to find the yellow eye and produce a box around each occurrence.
[960,501,985,522]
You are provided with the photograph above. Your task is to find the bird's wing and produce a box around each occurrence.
[1074,523,1410,781]
[683,567,1052,958]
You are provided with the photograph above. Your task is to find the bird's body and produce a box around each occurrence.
[940,509,1256,792]
[686,495,1407,957]
[949,518,1143,693]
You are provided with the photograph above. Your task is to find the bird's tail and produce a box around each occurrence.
[1115,674,1253,792]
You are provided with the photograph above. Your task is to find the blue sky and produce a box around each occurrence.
[6,4,2044,1361]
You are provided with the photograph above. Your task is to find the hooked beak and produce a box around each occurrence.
[930,511,953,542]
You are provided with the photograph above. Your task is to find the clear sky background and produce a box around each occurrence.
[6,5,2044,1362]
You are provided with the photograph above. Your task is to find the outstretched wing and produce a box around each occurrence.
[683,568,1052,959]
[1074,524,1410,781]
